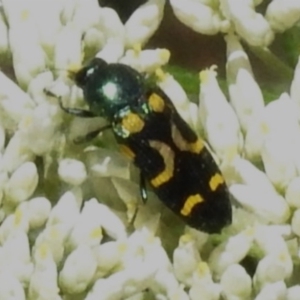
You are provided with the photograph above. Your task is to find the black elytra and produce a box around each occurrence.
[63,57,232,234]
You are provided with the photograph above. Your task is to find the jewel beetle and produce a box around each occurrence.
[55,57,232,233]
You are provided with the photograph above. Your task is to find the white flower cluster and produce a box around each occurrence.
[0,0,300,299]
[169,0,300,47]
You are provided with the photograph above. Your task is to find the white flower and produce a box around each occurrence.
[285,177,300,208]
[4,162,38,207]
[266,0,300,32]
[59,245,97,294]
[253,252,293,292]
[173,234,201,286]
[19,197,52,229]
[199,66,243,162]
[287,285,300,300]
[46,189,82,231]
[58,158,87,186]
[0,208,29,244]
[92,240,127,278]
[225,33,264,133]
[65,198,103,252]
[189,262,221,300]
[254,281,286,300]
[29,243,61,300]
[120,48,170,73]
[291,209,300,237]
[0,273,25,300]
[220,264,252,300]
[208,228,254,278]
[2,132,35,174]
[169,0,227,35]
[220,0,274,46]
[290,54,300,114]
[125,0,166,47]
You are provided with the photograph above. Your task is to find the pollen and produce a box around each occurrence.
[180,194,204,216]
[209,173,224,191]
[90,227,102,239]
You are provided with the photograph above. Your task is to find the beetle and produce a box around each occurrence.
[51,57,232,233]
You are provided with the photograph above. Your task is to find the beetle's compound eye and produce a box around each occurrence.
[74,58,107,88]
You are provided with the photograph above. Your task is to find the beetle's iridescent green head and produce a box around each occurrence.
[74,58,145,121]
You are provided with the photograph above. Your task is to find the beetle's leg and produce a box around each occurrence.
[44,88,97,118]
[140,172,148,204]
[74,124,112,144]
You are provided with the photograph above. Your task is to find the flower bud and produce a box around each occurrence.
[59,245,97,294]
[208,228,254,278]
[170,0,226,35]
[4,162,38,207]
[266,0,300,32]
[199,67,243,162]
[225,33,264,133]
[125,0,165,47]
[189,262,221,300]
[173,234,201,286]
[220,264,252,300]
[58,158,87,186]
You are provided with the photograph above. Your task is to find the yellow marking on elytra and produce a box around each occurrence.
[209,173,224,191]
[122,112,145,133]
[171,124,204,154]
[119,145,135,160]
[189,139,204,153]
[180,194,204,216]
[149,140,175,187]
[148,93,165,112]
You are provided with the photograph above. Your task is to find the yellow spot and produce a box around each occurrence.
[149,141,175,188]
[148,93,165,112]
[119,145,135,160]
[21,10,30,21]
[122,112,144,133]
[189,139,204,154]
[180,194,204,216]
[209,173,224,191]
[90,227,102,239]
